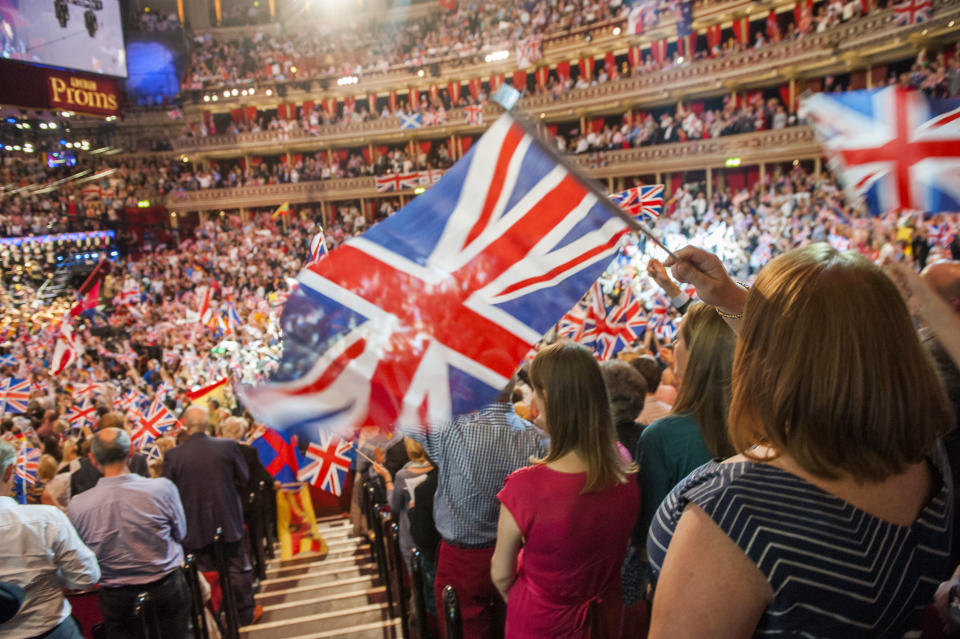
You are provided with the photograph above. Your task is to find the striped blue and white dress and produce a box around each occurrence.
[647,447,954,638]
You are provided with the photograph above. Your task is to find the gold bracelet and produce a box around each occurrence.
[714,281,751,320]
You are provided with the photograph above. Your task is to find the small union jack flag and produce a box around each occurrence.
[557,302,591,342]
[74,382,106,400]
[308,229,328,264]
[581,284,648,359]
[131,397,179,449]
[67,399,99,430]
[0,378,31,414]
[15,446,41,504]
[609,184,664,220]
[893,0,932,26]
[648,296,678,341]
[297,433,356,496]
[115,389,146,411]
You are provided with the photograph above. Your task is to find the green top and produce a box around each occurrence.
[635,412,713,540]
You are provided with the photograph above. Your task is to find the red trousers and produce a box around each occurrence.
[434,540,505,639]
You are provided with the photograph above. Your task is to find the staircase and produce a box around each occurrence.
[240,514,401,639]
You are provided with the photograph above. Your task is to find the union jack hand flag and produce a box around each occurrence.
[609,184,664,220]
[15,446,41,504]
[580,284,648,359]
[802,87,960,216]
[297,433,356,495]
[893,0,932,26]
[309,229,328,264]
[67,399,99,430]
[557,301,591,342]
[114,281,142,306]
[648,296,678,341]
[74,382,106,400]
[240,114,631,440]
[376,172,421,193]
[131,397,179,449]
[0,378,31,414]
[115,389,146,411]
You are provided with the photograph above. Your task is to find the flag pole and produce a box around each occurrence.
[501,106,678,260]
[352,443,375,465]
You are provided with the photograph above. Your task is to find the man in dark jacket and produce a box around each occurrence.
[163,405,262,626]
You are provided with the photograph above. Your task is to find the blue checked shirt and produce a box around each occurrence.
[407,403,548,545]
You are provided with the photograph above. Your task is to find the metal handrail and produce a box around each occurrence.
[213,528,240,639]
[133,591,161,639]
[388,519,410,639]
[442,585,463,639]
[182,554,211,639]
[410,548,429,639]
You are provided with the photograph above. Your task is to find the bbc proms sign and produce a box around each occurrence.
[0,59,122,119]
[46,70,121,117]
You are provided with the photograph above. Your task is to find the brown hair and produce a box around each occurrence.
[37,454,59,482]
[529,342,635,492]
[672,302,736,459]
[729,243,954,482]
[404,437,430,464]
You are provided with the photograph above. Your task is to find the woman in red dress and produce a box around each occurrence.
[491,341,640,639]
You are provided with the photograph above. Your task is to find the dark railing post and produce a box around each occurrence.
[261,481,276,559]
[443,585,463,639]
[248,488,266,581]
[134,591,161,639]
[182,554,210,639]
[389,520,410,638]
[370,500,395,619]
[410,549,429,639]
[213,528,240,639]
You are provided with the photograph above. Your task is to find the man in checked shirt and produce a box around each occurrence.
[409,374,547,639]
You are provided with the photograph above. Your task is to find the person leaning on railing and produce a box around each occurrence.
[645,243,955,638]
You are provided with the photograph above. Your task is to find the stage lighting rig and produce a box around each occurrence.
[54,0,103,37]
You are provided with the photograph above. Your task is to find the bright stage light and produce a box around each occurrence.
[484,50,509,63]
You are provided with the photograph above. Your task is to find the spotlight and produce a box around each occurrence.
[212,95,218,101]
[39,122,48,129]
[223,90,230,98]
[231,88,238,96]
[203,95,210,102]
[613,26,621,35]
[676,56,685,64]
[241,89,248,96]
[266,89,273,96]
[417,69,425,77]
[290,66,297,74]
[49,123,57,129]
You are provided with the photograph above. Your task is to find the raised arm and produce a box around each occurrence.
[665,247,748,334]
[885,261,960,369]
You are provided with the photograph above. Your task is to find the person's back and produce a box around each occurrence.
[499,462,638,636]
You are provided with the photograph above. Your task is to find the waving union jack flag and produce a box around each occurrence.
[131,397,179,449]
[240,114,631,440]
[297,433,356,495]
[308,229,328,264]
[580,284,648,359]
[0,378,31,414]
[893,0,932,26]
[67,399,99,430]
[15,446,40,504]
[610,184,664,221]
[802,87,960,216]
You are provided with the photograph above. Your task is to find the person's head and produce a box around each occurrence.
[220,416,248,441]
[182,405,210,434]
[921,260,960,314]
[90,428,132,471]
[730,243,953,481]
[62,437,79,462]
[99,411,124,432]
[529,342,634,492]
[672,302,737,459]
[36,454,58,483]
[629,355,662,395]
[403,437,430,464]
[599,360,647,426]
[0,441,15,496]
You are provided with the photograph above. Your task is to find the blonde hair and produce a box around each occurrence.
[529,342,635,492]
[403,437,429,463]
[672,302,736,459]
[37,454,59,482]
[729,244,953,482]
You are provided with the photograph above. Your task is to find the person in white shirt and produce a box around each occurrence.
[0,442,100,639]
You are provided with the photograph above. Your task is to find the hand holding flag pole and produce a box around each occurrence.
[352,443,375,465]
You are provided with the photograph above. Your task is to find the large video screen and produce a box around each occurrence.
[0,0,127,78]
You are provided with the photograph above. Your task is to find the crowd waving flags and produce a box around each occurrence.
[240,113,637,441]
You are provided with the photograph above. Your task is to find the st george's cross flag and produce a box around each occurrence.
[893,0,932,26]
[0,378,31,414]
[802,87,960,216]
[609,184,664,220]
[239,114,633,441]
[297,433,356,495]
[50,317,78,376]
[465,104,483,126]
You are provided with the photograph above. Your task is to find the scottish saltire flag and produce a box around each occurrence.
[297,433,356,495]
[893,0,932,26]
[802,87,960,216]
[251,427,300,483]
[15,446,40,504]
[240,114,632,441]
[609,185,664,220]
[0,378,31,414]
[309,230,328,264]
[131,397,179,449]
[400,112,422,130]
[0,354,18,368]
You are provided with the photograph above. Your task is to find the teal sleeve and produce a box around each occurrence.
[637,425,672,540]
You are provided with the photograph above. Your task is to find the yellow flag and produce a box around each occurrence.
[272,202,291,219]
[276,485,328,560]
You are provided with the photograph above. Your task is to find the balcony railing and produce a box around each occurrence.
[166,126,821,212]
[171,0,960,156]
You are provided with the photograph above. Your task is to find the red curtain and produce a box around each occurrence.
[301,101,314,117]
[469,78,482,99]
[871,65,888,87]
[779,85,792,112]
[628,45,642,69]
[429,85,439,102]
[448,82,460,103]
[361,147,371,164]
[604,52,616,78]
[276,104,288,120]
[536,66,549,87]
[650,40,667,64]
[230,108,244,123]
[388,91,397,112]
[546,124,558,136]
[556,61,571,81]
[590,118,604,133]
[578,57,593,81]
[679,33,696,59]
[512,70,526,90]
[669,174,683,193]
[245,106,257,122]
[460,136,474,154]
[732,17,749,45]
[747,167,760,189]
[335,149,348,162]
[726,168,745,191]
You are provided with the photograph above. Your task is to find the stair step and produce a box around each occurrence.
[239,603,393,638]
[265,554,368,577]
[260,563,379,592]
[284,618,400,639]
[268,544,370,569]
[271,527,354,550]
[259,587,388,622]
[256,574,379,605]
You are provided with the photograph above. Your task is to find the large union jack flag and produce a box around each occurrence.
[240,115,630,440]
[0,378,31,414]
[893,0,932,26]
[802,87,960,216]
[297,433,356,495]
[131,397,180,449]
[67,399,99,430]
[609,184,664,220]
